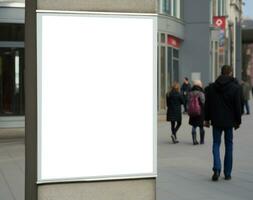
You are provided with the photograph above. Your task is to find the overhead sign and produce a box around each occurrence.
[37,12,157,183]
[167,35,180,48]
[213,16,226,30]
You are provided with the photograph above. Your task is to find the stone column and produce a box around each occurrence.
[25,1,157,200]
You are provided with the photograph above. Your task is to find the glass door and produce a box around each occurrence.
[0,48,24,115]
[160,46,166,110]
[167,47,172,87]
[172,48,179,82]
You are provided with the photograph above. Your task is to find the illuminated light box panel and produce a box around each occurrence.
[37,12,157,183]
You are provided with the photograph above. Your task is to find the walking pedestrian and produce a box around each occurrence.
[204,65,242,181]
[181,77,191,113]
[166,82,184,144]
[241,78,251,115]
[250,66,253,96]
[188,80,205,145]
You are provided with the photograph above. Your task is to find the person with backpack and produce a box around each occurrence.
[204,65,242,181]
[188,80,205,145]
[166,82,184,144]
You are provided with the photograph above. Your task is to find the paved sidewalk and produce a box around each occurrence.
[0,128,25,140]
[157,101,253,200]
[0,138,24,200]
[0,101,253,200]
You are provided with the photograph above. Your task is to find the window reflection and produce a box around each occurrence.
[0,23,24,116]
[0,48,24,115]
[160,0,182,19]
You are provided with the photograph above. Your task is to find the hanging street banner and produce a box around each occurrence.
[213,16,226,48]
[213,16,226,30]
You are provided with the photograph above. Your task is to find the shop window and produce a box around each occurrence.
[173,48,179,58]
[167,47,180,89]
[160,0,182,19]
[161,33,166,43]
[158,33,181,111]
[0,48,25,115]
[0,23,24,41]
[161,0,171,15]
[160,47,166,110]
[0,23,25,116]
[157,46,160,111]
[173,59,179,82]
[167,47,172,87]
[212,0,227,16]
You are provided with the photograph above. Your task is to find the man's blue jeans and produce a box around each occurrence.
[212,127,233,176]
[244,100,250,114]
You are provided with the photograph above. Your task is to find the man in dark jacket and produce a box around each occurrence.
[204,65,241,181]
[181,77,191,113]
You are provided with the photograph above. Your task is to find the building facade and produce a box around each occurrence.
[210,0,243,80]
[158,0,211,112]
[0,0,244,118]
[157,0,184,111]
[158,0,243,112]
[181,0,211,88]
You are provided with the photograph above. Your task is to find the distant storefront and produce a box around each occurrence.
[158,33,182,111]
[157,0,184,112]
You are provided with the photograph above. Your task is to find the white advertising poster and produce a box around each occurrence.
[37,12,157,183]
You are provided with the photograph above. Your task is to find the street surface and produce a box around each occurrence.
[0,133,24,200]
[0,100,253,200]
[157,101,253,200]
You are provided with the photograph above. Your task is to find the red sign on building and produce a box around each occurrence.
[167,35,180,48]
[213,16,226,30]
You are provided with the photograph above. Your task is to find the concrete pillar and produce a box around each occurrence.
[25,1,157,200]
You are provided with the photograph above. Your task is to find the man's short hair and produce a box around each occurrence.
[184,77,189,81]
[221,65,233,76]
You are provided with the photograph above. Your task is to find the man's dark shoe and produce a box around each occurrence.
[212,171,220,181]
[224,175,231,180]
[174,135,179,143]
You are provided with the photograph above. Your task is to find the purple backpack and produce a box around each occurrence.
[188,93,201,117]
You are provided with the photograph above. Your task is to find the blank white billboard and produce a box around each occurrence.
[37,12,157,183]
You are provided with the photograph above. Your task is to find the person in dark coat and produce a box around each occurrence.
[204,65,242,181]
[166,82,184,144]
[188,80,205,145]
[241,78,251,115]
[181,77,191,113]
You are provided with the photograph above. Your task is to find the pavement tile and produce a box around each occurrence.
[157,101,253,200]
[0,102,253,200]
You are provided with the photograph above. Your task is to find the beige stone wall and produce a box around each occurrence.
[38,179,156,200]
[37,0,157,13]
